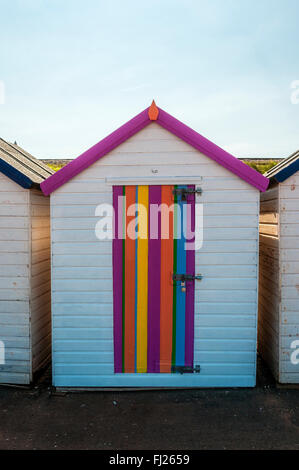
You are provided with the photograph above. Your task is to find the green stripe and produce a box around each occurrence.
[172,186,177,367]
[122,186,126,373]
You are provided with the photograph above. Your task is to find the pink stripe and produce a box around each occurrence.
[185,185,195,368]
[113,186,123,373]
[40,108,150,195]
[147,185,161,373]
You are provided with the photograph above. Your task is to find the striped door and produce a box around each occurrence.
[113,185,195,374]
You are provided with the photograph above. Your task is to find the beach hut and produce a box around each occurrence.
[0,138,54,384]
[259,151,299,383]
[41,101,269,388]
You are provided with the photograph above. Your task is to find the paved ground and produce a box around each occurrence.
[0,358,298,450]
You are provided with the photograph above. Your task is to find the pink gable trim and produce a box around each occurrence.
[41,105,269,195]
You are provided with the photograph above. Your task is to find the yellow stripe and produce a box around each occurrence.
[136,185,149,373]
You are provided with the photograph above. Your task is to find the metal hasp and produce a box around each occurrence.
[172,273,203,282]
[172,187,202,201]
[171,365,201,374]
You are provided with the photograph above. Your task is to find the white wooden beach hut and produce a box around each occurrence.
[259,151,299,383]
[0,138,54,384]
[41,101,269,389]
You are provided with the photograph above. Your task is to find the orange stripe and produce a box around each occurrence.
[124,186,136,373]
[160,185,174,373]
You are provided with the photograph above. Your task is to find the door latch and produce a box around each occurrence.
[172,273,203,282]
[172,187,202,201]
[171,365,201,374]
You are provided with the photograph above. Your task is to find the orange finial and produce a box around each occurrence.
[148,100,159,120]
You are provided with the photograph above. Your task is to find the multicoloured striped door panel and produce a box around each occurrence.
[113,185,195,374]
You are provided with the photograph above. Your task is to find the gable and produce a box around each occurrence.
[41,103,269,195]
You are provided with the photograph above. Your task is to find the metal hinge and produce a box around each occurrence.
[171,365,201,374]
[172,187,202,200]
[172,273,203,282]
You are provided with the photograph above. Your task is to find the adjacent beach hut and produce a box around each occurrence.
[41,101,269,388]
[0,138,54,384]
[259,151,299,383]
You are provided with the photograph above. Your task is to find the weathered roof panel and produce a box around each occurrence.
[0,138,54,188]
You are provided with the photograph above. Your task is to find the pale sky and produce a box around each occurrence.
[0,0,298,159]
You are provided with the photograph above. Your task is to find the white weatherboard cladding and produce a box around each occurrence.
[259,171,299,384]
[0,174,31,384]
[51,123,259,387]
[0,174,51,384]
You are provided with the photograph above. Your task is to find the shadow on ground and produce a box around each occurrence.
[0,357,298,450]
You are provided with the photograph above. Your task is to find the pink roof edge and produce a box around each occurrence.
[40,104,269,195]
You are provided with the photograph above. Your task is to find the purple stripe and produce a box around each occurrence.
[157,108,269,192]
[113,186,123,373]
[147,185,161,373]
[185,185,195,368]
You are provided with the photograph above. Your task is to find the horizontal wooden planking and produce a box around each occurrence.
[52,227,258,242]
[195,290,257,303]
[53,254,111,268]
[280,299,299,311]
[281,286,299,300]
[281,273,299,286]
[259,224,278,236]
[0,325,29,337]
[0,313,29,325]
[260,187,278,202]
[0,360,30,374]
[31,248,50,265]
[0,240,28,253]
[259,213,278,224]
[52,291,112,303]
[31,217,50,229]
[0,278,29,289]
[54,327,113,340]
[0,204,29,216]
[0,193,28,204]
[1,337,30,349]
[260,199,278,213]
[53,304,113,316]
[0,217,28,229]
[197,302,257,314]
[52,202,258,218]
[280,212,299,224]
[281,261,299,274]
[195,277,257,290]
[31,205,50,217]
[31,228,50,240]
[197,265,257,277]
[31,237,50,253]
[0,265,29,277]
[0,253,29,265]
[0,300,29,314]
[280,186,299,199]
[53,266,112,279]
[282,312,299,325]
[195,252,257,265]
[196,315,256,328]
[5,348,31,361]
[280,249,299,261]
[52,278,112,291]
[0,372,30,384]
[281,224,299,236]
[53,362,255,376]
[281,199,299,211]
[0,288,29,301]
[0,229,29,241]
